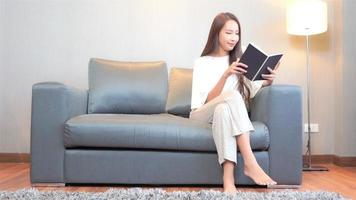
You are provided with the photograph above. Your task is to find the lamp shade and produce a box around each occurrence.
[287,0,327,36]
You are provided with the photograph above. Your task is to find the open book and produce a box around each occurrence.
[239,43,283,81]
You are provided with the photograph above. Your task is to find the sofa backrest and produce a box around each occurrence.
[166,68,192,118]
[88,58,168,114]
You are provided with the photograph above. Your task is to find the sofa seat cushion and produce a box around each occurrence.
[64,113,269,152]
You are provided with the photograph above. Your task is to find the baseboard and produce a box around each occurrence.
[303,155,356,167]
[0,153,30,163]
[1,153,355,166]
[333,155,356,167]
[303,154,334,164]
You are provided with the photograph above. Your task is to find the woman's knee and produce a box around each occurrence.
[214,103,230,116]
[222,90,243,102]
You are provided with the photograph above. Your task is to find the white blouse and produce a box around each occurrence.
[190,55,264,110]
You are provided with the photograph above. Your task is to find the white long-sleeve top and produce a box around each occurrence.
[190,55,264,110]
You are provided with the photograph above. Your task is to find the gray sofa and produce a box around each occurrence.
[30,58,303,186]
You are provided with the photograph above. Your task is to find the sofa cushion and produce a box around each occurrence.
[88,58,168,114]
[166,68,192,118]
[64,114,270,152]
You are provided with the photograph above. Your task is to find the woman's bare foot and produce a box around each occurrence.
[223,183,237,195]
[244,161,277,186]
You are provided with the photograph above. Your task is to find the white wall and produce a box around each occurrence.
[335,0,356,156]
[0,1,3,150]
[0,0,353,157]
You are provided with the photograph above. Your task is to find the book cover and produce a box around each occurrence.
[239,43,283,81]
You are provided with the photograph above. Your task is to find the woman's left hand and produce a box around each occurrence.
[262,61,280,87]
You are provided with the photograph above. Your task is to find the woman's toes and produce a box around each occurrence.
[266,179,277,185]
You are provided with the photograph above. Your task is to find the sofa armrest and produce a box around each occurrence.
[30,82,88,183]
[250,84,303,185]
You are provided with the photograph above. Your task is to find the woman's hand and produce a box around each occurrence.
[262,61,280,87]
[222,58,248,79]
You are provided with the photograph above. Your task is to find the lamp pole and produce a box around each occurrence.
[306,33,312,167]
[287,0,328,172]
[303,33,328,171]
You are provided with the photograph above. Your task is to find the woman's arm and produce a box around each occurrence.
[205,59,248,103]
[205,74,229,102]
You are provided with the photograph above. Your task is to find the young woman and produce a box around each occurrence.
[190,12,280,194]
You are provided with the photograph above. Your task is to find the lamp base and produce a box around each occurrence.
[303,164,329,171]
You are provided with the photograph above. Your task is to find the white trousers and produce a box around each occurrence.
[189,90,254,166]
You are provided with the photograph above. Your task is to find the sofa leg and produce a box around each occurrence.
[31,183,66,187]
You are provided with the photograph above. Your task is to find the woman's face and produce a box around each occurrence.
[218,20,240,53]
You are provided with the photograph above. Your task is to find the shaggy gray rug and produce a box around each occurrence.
[0,187,348,200]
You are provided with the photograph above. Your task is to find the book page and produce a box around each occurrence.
[253,54,283,81]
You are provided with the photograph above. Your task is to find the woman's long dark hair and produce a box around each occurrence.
[201,12,251,103]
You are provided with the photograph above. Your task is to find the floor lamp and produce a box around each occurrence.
[286,0,329,171]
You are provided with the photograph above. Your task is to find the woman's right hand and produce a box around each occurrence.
[222,58,248,79]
